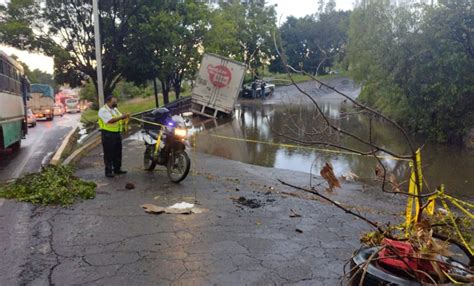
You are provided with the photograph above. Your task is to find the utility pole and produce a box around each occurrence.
[93,0,105,107]
[153,78,159,108]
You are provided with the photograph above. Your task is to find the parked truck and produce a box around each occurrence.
[28,84,55,121]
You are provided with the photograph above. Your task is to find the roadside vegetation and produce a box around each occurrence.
[0,165,96,206]
[347,0,474,143]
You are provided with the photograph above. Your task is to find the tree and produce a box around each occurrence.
[123,1,209,104]
[79,80,97,107]
[270,11,350,75]
[1,0,143,100]
[205,1,277,74]
[347,0,474,143]
[325,0,336,14]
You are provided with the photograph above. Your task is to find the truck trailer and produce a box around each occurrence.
[28,84,55,121]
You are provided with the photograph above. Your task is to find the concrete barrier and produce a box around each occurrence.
[50,126,79,166]
[62,133,101,166]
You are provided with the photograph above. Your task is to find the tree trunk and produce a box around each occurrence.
[104,85,114,101]
[172,72,183,99]
[161,80,170,105]
[153,78,159,108]
[175,85,181,99]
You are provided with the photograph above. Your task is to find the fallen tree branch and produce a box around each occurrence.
[432,232,474,266]
[278,179,384,233]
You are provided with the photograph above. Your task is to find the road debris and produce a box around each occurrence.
[289,209,302,218]
[141,202,206,215]
[320,162,341,192]
[341,171,359,182]
[125,182,135,190]
[232,196,262,209]
[295,228,304,233]
[141,204,165,214]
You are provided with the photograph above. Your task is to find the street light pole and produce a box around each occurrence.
[93,0,104,107]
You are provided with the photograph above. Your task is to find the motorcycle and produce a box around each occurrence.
[141,108,191,183]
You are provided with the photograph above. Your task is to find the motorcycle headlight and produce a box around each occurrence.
[174,128,187,138]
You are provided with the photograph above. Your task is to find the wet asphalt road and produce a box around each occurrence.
[0,113,80,182]
[0,113,80,285]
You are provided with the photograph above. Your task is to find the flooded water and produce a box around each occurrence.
[194,78,473,200]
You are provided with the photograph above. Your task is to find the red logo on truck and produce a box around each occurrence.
[207,65,232,88]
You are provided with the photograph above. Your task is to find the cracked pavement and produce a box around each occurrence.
[0,138,405,285]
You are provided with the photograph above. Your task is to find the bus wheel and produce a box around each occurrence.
[12,140,21,150]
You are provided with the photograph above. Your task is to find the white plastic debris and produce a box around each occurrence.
[168,202,195,209]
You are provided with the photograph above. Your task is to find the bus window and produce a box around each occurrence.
[6,64,11,78]
[0,59,3,74]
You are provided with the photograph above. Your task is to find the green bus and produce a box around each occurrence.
[0,51,29,151]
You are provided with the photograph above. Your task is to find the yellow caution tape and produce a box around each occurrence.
[405,149,423,234]
[446,198,474,220]
[440,195,474,256]
[128,118,410,162]
[207,134,411,161]
[443,194,474,209]
[128,116,166,156]
[130,116,167,128]
[426,194,436,216]
[442,270,463,285]
[153,130,164,156]
[405,164,416,234]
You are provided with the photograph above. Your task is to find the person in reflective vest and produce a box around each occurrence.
[98,96,130,177]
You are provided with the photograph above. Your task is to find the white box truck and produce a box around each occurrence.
[28,84,55,121]
[191,54,246,118]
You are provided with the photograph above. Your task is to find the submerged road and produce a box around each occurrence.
[0,113,80,285]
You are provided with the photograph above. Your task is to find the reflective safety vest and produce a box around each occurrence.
[98,106,123,132]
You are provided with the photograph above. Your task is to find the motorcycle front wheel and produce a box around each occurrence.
[144,144,157,171]
[167,150,191,183]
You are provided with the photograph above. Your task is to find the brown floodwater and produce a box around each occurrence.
[193,79,473,201]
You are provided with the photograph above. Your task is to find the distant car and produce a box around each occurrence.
[27,108,37,127]
[241,80,275,99]
[54,104,65,117]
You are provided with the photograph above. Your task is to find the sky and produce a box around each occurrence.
[1,0,354,75]
[269,0,354,21]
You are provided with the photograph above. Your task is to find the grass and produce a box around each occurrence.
[81,93,184,124]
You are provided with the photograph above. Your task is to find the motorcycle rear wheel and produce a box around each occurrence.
[144,145,157,171]
[167,150,190,183]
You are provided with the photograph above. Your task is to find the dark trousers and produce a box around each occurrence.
[101,130,122,174]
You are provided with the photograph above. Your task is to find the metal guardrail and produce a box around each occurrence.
[58,97,193,165]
